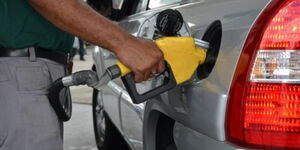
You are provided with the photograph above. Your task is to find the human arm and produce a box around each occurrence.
[27,0,164,82]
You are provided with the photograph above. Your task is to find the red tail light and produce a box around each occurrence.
[226,0,300,149]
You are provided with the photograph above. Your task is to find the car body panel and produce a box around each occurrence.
[143,0,271,141]
[93,48,123,129]
[92,0,272,149]
[93,48,145,149]
[173,122,244,150]
[120,91,144,149]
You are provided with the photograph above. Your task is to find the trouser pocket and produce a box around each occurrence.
[16,66,50,92]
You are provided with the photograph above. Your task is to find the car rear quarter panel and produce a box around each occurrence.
[140,0,271,146]
[115,0,272,149]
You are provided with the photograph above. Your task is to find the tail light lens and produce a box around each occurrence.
[226,0,300,149]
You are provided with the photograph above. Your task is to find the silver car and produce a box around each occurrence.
[88,0,300,149]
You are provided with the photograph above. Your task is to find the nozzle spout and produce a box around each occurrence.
[195,39,210,50]
[92,64,122,90]
[62,70,99,87]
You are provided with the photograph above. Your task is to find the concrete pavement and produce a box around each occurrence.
[64,104,97,150]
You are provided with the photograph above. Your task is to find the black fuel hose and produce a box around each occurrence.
[47,70,98,122]
[48,77,72,121]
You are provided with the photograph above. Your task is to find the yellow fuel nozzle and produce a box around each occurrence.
[116,37,207,84]
[116,61,131,77]
[155,37,207,84]
[108,37,209,104]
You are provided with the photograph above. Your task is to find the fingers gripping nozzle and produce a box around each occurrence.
[109,37,209,104]
[114,37,209,84]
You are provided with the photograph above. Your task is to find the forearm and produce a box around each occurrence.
[28,0,131,53]
[28,0,164,82]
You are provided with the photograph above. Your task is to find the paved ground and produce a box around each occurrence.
[64,47,98,150]
[64,104,97,150]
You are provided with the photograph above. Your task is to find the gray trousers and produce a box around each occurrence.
[0,49,65,150]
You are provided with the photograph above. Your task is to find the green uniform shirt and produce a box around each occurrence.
[0,0,74,53]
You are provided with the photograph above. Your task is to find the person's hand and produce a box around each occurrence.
[115,37,165,82]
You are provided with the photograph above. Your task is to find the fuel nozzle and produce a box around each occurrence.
[93,65,122,90]
[96,37,210,103]
[61,70,99,87]
[96,37,210,90]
